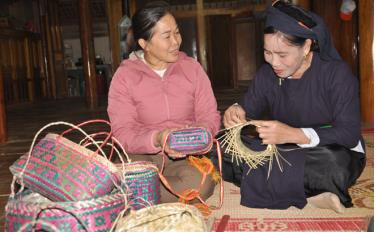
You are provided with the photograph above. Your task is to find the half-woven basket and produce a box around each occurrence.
[218,121,290,178]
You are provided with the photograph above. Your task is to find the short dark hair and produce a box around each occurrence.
[131,1,171,50]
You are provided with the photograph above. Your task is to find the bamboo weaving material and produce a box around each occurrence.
[218,121,290,178]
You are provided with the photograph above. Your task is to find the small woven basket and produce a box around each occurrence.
[112,203,208,232]
[122,161,161,210]
[5,189,126,232]
[167,127,213,155]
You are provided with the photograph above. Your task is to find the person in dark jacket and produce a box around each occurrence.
[221,0,365,213]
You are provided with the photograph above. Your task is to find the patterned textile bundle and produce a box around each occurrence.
[168,127,213,155]
[5,189,126,232]
[123,161,161,210]
[112,203,208,232]
[9,133,120,202]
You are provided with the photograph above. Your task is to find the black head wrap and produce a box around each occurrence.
[265,1,341,61]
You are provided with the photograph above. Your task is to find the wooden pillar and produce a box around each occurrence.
[128,0,137,17]
[24,37,35,102]
[0,67,7,143]
[107,0,123,72]
[49,0,66,98]
[359,0,374,124]
[196,0,208,71]
[39,0,56,99]
[9,40,19,102]
[37,40,47,97]
[229,18,238,89]
[78,0,98,109]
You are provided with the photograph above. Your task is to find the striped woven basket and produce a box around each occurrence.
[123,161,161,210]
[5,120,132,232]
[9,120,123,202]
[167,127,213,155]
[5,189,127,232]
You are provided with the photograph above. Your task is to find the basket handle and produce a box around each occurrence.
[158,139,224,210]
[17,205,90,232]
[79,131,131,162]
[59,119,112,158]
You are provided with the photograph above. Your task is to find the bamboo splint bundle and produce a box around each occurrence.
[218,121,290,178]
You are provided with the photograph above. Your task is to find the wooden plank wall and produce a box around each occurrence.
[310,0,373,124]
[0,29,46,104]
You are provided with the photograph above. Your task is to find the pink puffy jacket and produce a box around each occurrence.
[108,52,221,154]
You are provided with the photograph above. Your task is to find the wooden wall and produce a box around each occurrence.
[310,0,358,75]
[0,29,46,104]
[309,0,373,124]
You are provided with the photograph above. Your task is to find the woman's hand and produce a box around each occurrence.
[223,104,247,128]
[154,128,185,159]
[250,120,310,145]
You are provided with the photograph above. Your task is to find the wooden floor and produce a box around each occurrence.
[0,88,246,229]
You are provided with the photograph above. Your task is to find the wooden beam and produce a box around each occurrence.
[38,0,52,98]
[40,0,57,99]
[359,0,374,124]
[107,0,122,68]
[107,0,123,72]
[78,0,98,109]
[128,0,137,17]
[196,0,207,71]
[24,37,35,102]
[0,67,7,143]
[8,40,19,102]
[173,4,267,18]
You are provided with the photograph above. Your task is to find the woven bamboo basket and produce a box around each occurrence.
[122,161,161,210]
[5,189,127,232]
[112,203,208,232]
[5,120,132,231]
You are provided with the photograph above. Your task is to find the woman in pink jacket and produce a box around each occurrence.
[107,2,221,203]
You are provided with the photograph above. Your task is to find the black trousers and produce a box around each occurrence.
[212,135,366,209]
